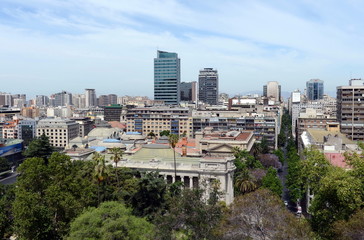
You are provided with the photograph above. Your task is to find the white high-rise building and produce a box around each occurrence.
[85,89,97,107]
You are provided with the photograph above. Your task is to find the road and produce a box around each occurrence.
[0,172,19,185]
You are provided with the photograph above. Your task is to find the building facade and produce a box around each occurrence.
[263,81,281,102]
[126,107,192,137]
[198,68,219,105]
[180,81,197,102]
[85,89,97,107]
[306,79,324,100]
[104,104,123,122]
[154,50,180,105]
[337,79,364,141]
[18,119,37,146]
[36,118,79,148]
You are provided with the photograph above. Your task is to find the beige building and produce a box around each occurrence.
[126,107,192,137]
[195,128,255,156]
[36,118,79,148]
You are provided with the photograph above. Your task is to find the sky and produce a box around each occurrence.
[1,0,364,99]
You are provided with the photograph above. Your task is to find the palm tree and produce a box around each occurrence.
[110,147,123,187]
[168,134,179,179]
[234,170,257,194]
[92,152,109,205]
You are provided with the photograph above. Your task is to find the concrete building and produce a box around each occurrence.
[263,81,281,102]
[35,95,49,107]
[154,50,180,105]
[126,107,192,137]
[85,89,97,107]
[192,111,279,150]
[306,79,324,100]
[337,79,364,141]
[2,120,19,139]
[180,81,197,102]
[70,117,94,137]
[297,108,337,137]
[198,68,219,105]
[36,118,79,148]
[21,106,40,118]
[18,119,37,146]
[104,104,122,122]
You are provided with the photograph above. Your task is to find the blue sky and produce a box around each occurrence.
[1,0,364,98]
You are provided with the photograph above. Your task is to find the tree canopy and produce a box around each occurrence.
[23,134,54,160]
[67,201,155,240]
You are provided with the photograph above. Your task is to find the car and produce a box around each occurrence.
[284,201,288,206]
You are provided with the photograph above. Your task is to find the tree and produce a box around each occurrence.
[159,130,170,137]
[23,134,54,160]
[0,157,10,173]
[168,134,179,179]
[13,153,98,239]
[147,131,156,138]
[333,209,364,240]
[218,189,313,240]
[109,147,123,187]
[131,171,167,220]
[155,185,223,240]
[309,167,364,239]
[260,137,270,154]
[67,201,155,240]
[234,168,257,195]
[92,152,109,205]
[262,167,283,196]
[0,184,15,238]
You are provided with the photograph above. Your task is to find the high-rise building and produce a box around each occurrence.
[263,81,281,102]
[306,79,324,100]
[51,91,72,107]
[85,89,97,107]
[180,81,197,102]
[36,95,49,107]
[337,79,364,141]
[154,50,180,105]
[198,68,218,105]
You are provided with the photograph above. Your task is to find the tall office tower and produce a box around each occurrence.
[306,79,324,100]
[154,50,180,105]
[108,94,117,105]
[180,81,197,102]
[52,91,72,107]
[36,95,49,107]
[337,79,364,141]
[198,68,219,105]
[85,89,97,107]
[263,81,281,102]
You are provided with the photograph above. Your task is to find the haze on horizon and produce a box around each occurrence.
[1,0,364,98]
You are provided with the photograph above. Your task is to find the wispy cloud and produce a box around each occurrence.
[1,0,364,97]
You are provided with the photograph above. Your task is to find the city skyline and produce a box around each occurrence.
[1,1,364,98]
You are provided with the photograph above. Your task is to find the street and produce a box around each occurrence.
[0,172,19,185]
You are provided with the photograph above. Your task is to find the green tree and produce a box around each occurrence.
[131,171,167,220]
[147,131,156,138]
[92,152,110,205]
[13,153,98,239]
[0,184,15,238]
[156,185,223,240]
[67,201,155,240]
[234,168,257,195]
[0,157,10,172]
[159,130,170,136]
[260,137,270,154]
[218,189,313,240]
[309,167,364,239]
[333,209,364,240]
[109,147,123,187]
[23,134,54,160]
[262,167,283,196]
[168,134,179,179]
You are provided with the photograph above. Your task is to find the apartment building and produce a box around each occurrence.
[36,118,79,148]
[126,107,192,137]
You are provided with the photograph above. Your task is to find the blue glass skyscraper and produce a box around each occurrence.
[306,79,324,100]
[154,50,180,105]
